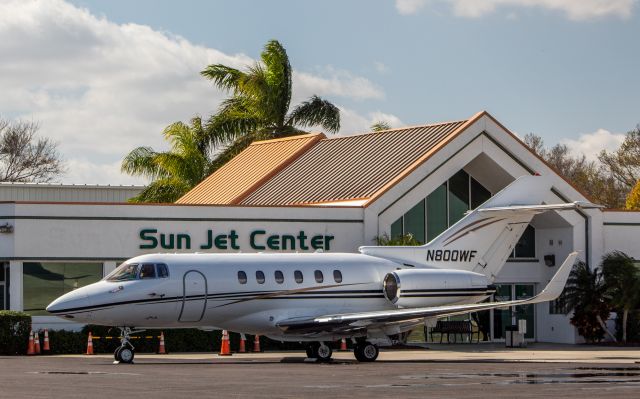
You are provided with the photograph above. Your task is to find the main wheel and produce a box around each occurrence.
[306,343,318,358]
[118,347,135,364]
[316,344,333,362]
[354,342,379,362]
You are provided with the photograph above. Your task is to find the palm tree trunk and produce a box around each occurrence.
[596,314,617,342]
[622,309,628,343]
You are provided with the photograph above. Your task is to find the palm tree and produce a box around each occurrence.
[564,261,616,342]
[370,121,391,132]
[201,40,340,168]
[601,251,640,342]
[122,117,212,203]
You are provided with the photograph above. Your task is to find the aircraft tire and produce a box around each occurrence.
[354,342,378,362]
[118,347,135,364]
[306,343,319,359]
[114,346,123,362]
[316,343,333,362]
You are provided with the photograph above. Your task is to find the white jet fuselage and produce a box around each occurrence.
[47,252,492,341]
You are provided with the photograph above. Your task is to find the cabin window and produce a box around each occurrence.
[256,270,265,284]
[139,264,156,279]
[106,263,139,282]
[237,271,247,284]
[274,270,284,284]
[157,263,169,278]
[294,270,303,284]
[314,270,323,283]
[333,270,343,283]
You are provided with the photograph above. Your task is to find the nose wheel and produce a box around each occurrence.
[114,327,139,364]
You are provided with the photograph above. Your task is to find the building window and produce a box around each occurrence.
[256,270,265,284]
[23,262,103,316]
[427,183,448,242]
[333,270,342,283]
[404,199,425,244]
[237,271,247,284]
[314,270,324,283]
[274,270,284,284]
[294,270,303,284]
[510,225,536,259]
[390,217,403,239]
[549,293,570,315]
[448,170,470,224]
[471,177,491,209]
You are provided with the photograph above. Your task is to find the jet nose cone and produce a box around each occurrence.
[46,287,91,316]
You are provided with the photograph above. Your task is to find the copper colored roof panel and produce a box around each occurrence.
[176,133,324,205]
[240,120,469,206]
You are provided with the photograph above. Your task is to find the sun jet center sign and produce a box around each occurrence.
[139,228,335,251]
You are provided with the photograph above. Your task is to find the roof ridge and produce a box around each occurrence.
[251,132,325,145]
[323,119,468,142]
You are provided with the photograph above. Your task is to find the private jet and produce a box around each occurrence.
[47,175,596,363]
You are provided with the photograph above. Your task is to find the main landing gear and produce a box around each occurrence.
[353,341,379,362]
[114,327,138,364]
[305,342,333,362]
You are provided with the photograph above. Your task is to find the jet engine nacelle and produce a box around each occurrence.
[382,268,493,308]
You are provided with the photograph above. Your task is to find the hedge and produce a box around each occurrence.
[0,311,31,355]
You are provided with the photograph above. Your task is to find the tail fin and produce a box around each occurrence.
[360,175,600,282]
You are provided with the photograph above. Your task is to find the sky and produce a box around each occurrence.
[1,0,639,185]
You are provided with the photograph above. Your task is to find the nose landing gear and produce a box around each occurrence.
[114,327,141,364]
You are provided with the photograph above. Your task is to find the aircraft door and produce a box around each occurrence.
[178,270,207,323]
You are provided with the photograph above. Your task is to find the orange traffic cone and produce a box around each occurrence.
[34,331,41,354]
[340,338,347,351]
[86,332,94,355]
[238,333,246,353]
[219,330,232,356]
[158,331,167,354]
[27,330,35,355]
[253,334,261,352]
[43,329,50,353]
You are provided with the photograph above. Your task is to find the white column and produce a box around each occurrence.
[9,260,22,311]
[103,261,117,276]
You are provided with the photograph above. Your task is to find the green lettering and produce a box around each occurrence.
[250,230,266,250]
[281,235,295,250]
[267,235,280,250]
[139,229,158,249]
[325,235,334,251]
[310,235,324,250]
[177,234,190,250]
[229,230,240,250]
[200,230,213,250]
[214,234,228,250]
[160,233,174,249]
[297,231,309,250]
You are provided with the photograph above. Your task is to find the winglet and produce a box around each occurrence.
[529,251,578,304]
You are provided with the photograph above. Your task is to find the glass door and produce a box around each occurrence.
[492,284,512,339]
[515,284,535,339]
[0,263,6,310]
[490,284,536,341]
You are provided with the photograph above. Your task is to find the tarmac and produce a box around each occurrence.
[1,344,639,398]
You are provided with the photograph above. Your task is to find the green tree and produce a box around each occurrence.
[201,40,340,169]
[122,117,212,203]
[370,121,391,132]
[626,179,640,210]
[601,251,640,343]
[564,261,616,342]
[599,126,640,190]
[375,233,422,246]
[523,133,625,208]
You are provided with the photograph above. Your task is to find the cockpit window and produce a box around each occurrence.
[157,263,169,278]
[106,263,139,281]
[139,264,156,279]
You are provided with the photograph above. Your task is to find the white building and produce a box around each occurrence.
[2,111,638,343]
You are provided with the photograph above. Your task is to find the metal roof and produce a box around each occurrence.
[176,133,325,205]
[240,119,469,206]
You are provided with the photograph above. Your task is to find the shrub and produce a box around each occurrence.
[0,311,31,355]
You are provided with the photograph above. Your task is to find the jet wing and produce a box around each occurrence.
[277,252,577,335]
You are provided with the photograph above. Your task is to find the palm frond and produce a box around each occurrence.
[286,95,340,133]
[201,64,247,94]
[128,178,191,203]
[121,146,167,180]
[260,40,292,125]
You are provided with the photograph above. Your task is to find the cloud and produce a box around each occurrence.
[394,0,637,20]
[561,128,625,161]
[373,61,390,74]
[1,0,388,185]
[337,107,404,135]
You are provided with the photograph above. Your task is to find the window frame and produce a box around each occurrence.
[333,270,343,283]
[256,270,265,284]
[314,270,324,283]
[294,270,303,284]
[274,270,284,284]
[237,270,247,284]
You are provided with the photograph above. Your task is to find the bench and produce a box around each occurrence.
[427,320,476,343]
